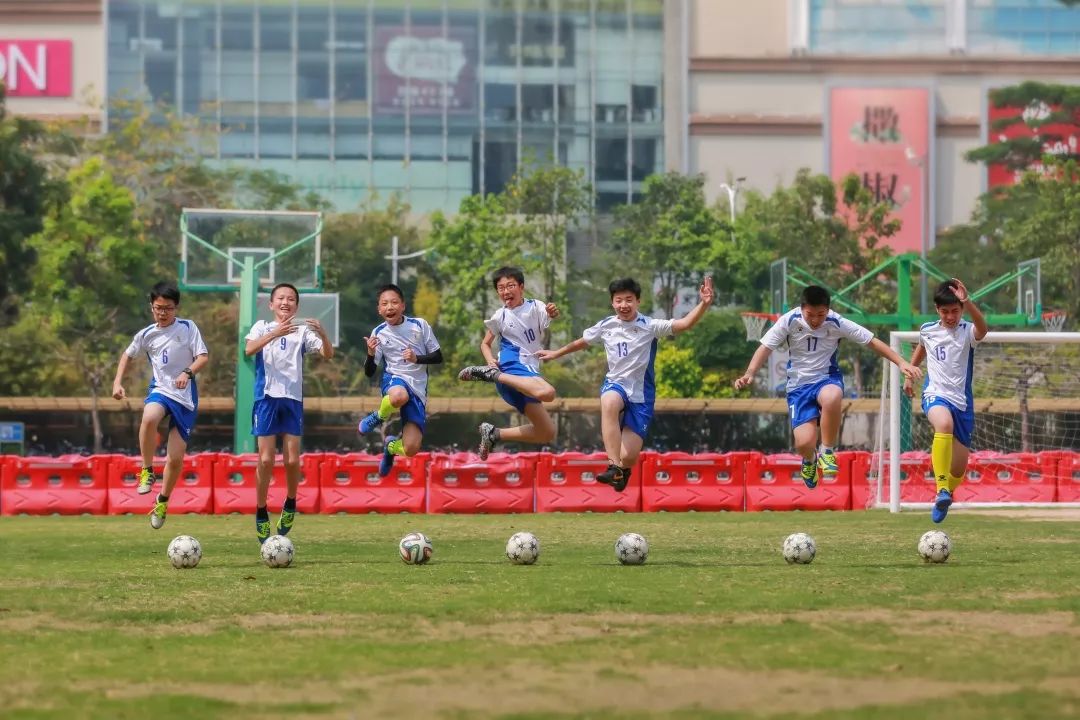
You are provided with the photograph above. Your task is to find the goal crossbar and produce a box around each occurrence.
[883,330,1080,512]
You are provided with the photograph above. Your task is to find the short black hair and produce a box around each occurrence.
[377,283,405,302]
[491,266,525,289]
[800,285,830,308]
[608,277,642,299]
[933,280,961,307]
[270,282,300,303]
[149,282,180,305]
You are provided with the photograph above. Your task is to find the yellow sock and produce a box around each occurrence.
[947,472,964,493]
[387,438,406,456]
[931,432,953,492]
[378,395,394,421]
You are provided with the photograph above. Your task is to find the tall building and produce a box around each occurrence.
[106,0,668,212]
[683,0,1080,254]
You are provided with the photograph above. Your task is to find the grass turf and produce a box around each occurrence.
[1,510,1078,719]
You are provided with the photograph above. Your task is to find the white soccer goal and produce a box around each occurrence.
[871,330,1080,512]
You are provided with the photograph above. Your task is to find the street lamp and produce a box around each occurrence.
[717,176,746,226]
[905,148,929,314]
[384,235,430,285]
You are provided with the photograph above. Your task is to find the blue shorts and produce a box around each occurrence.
[601,381,653,440]
[252,397,304,437]
[381,375,427,433]
[145,393,197,444]
[496,361,543,414]
[786,374,844,429]
[922,395,974,448]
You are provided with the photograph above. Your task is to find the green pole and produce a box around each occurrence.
[896,254,915,451]
[234,255,258,454]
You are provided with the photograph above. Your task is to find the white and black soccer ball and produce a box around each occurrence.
[399,531,433,565]
[918,530,951,564]
[261,534,295,568]
[615,532,649,566]
[506,531,540,565]
[167,535,202,569]
[782,532,816,565]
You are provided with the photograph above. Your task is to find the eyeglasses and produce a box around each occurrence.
[496,283,519,292]
[151,305,177,314]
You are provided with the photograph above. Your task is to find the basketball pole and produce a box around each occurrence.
[234,255,258,454]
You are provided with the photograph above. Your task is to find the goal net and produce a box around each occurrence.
[869,331,1080,511]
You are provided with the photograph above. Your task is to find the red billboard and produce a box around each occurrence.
[828,87,931,254]
[986,97,1080,187]
[0,40,73,97]
[373,27,476,115]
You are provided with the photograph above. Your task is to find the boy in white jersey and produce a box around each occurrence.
[538,276,714,491]
[244,283,333,543]
[456,266,561,459]
[903,279,987,523]
[111,282,209,530]
[357,284,443,477]
[735,286,921,489]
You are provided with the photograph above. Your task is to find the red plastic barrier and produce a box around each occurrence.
[106,453,217,515]
[213,453,323,514]
[0,455,109,515]
[745,452,852,511]
[849,451,937,509]
[535,452,643,512]
[957,451,1056,503]
[318,452,427,513]
[1053,451,1080,502]
[640,452,744,512]
[427,452,535,514]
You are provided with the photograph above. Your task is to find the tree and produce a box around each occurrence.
[610,173,722,317]
[653,344,704,398]
[966,81,1080,173]
[28,158,154,452]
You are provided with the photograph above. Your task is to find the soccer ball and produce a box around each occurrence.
[918,530,951,563]
[783,532,816,565]
[399,531,433,565]
[615,532,649,565]
[167,535,202,569]
[261,535,295,568]
[506,531,540,565]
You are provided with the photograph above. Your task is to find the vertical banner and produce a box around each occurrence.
[828,87,931,255]
[985,94,1079,187]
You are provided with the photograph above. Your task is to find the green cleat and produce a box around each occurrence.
[149,499,168,529]
[136,467,156,495]
[818,449,839,479]
[277,508,296,536]
[256,518,272,545]
[800,456,819,490]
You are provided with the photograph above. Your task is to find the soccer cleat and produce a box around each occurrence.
[136,467,156,495]
[818,449,839,479]
[458,365,500,383]
[800,456,819,489]
[358,411,383,435]
[256,518,272,544]
[612,467,631,493]
[597,464,627,491]
[149,499,168,529]
[277,508,296,537]
[931,489,953,523]
[478,422,497,461]
[379,436,397,478]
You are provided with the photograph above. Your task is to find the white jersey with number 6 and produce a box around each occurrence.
[125,319,208,410]
[919,320,980,411]
[761,308,874,390]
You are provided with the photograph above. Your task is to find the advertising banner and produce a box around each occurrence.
[373,26,476,114]
[985,95,1080,187]
[0,40,73,97]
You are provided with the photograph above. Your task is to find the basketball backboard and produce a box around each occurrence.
[255,293,340,347]
[180,209,322,292]
[1017,258,1041,322]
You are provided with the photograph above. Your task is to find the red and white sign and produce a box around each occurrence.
[373,26,475,114]
[0,40,73,97]
[828,87,931,254]
[986,97,1080,187]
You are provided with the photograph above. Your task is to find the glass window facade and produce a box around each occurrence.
[968,0,1080,55]
[809,0,949,54]
[106,0,665,213]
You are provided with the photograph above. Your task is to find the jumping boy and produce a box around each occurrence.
[112,282,209,530]
[356,284,443,477]
[734,285,922,489]
[456,266,561,459]
[244,283,334,543]
[537,276,715,491]
[903,278,987,522]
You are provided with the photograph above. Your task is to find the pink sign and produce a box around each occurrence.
[986,98,1080,187]
[0,40,73,97]
[828,87,930,254]
[373,27,476,114]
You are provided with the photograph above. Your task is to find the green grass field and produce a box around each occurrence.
[2,510,1079,720]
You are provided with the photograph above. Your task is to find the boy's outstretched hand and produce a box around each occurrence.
[545,302,560,319]
[951,278,969,303]
[700,275,715,305]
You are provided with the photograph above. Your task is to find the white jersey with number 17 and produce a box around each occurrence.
[761,308,874,390]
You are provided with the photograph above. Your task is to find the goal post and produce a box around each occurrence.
[880,330,1080,512]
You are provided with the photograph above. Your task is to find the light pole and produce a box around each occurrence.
[905,148,929,314]
[717,176,746,226]
[384,235,430,285]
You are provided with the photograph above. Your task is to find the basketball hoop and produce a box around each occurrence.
[1042,310,1068,332]
[741,312,778,341]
